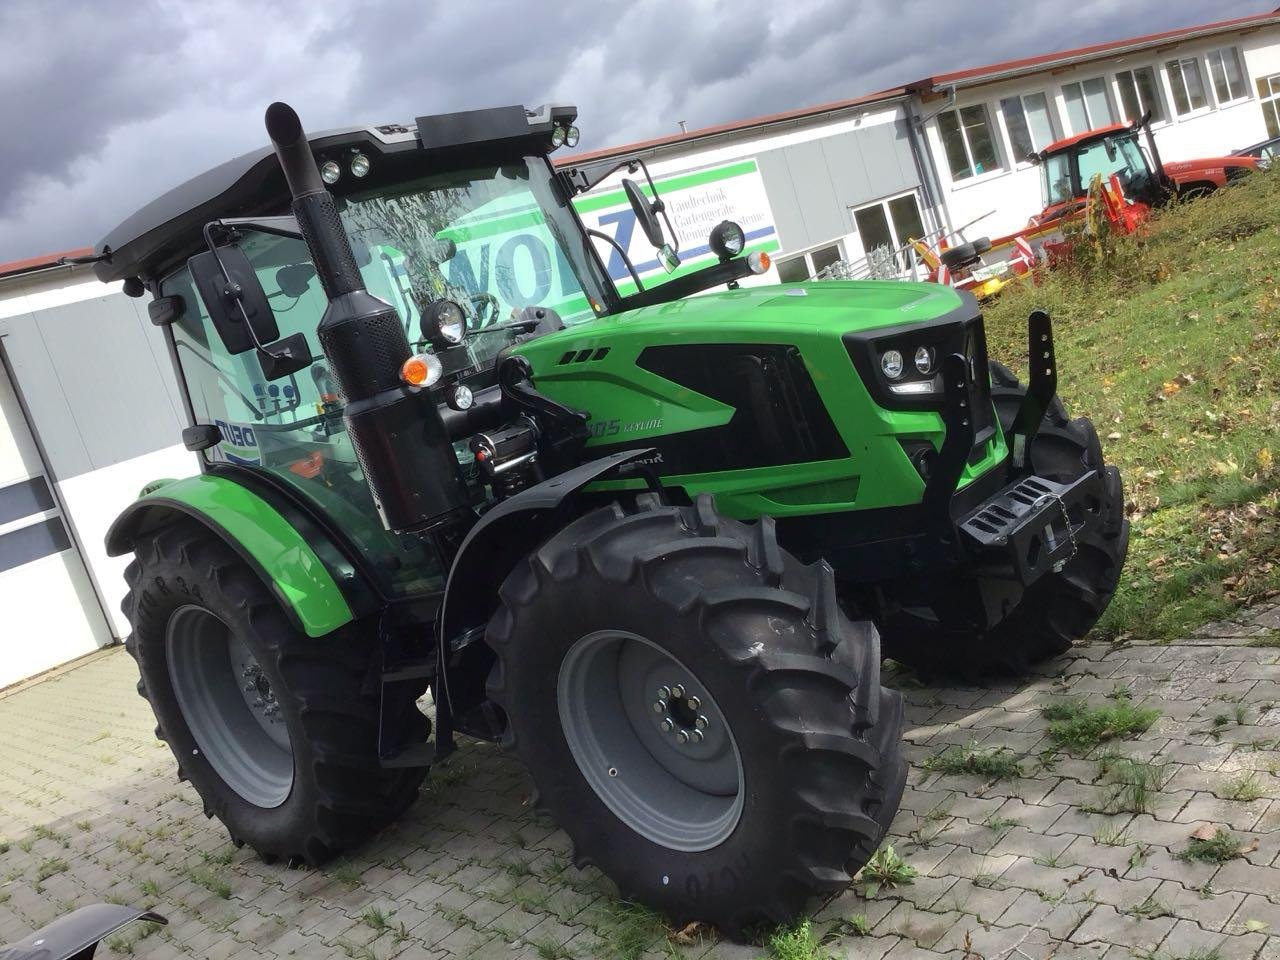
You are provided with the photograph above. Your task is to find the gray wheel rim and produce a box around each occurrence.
[166,605,293,808]
[557,630,744,852]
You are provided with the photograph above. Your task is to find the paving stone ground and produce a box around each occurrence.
[2,602,1279,960]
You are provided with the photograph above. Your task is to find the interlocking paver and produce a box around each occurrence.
[5,624,1280,960]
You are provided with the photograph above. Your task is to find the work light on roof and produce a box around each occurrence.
[349,152,371,177]
[320,160,341,185]
[551,126,567,148]
[564,126,580,148]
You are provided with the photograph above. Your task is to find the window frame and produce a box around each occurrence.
[999,91,1061,164]
[774,239,847,282]
[1205,45,1250,107]
[936,103,1006,183]
[1258,74,1280,139]
[1114,65,1168,126]
[850,190,929,275]
[1060,76,1118,134]
[1165,56,1212,118]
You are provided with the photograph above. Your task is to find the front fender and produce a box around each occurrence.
[439,449,655,651]
[106,473,356,637]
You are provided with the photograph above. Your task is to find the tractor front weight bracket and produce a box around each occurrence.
[1008,310,1057,472]
[923,351,977,535]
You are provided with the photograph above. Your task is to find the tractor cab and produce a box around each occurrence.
[1032,121,1170,227]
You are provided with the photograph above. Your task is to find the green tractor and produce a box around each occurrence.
[94,101,1127,934]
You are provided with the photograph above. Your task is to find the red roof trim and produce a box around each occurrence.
[0,247,93,281]
[556,87,907,166]
[923,10,1280,87]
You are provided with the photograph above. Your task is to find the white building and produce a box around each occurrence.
[1,8,1278,687]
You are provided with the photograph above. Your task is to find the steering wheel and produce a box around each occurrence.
[469,293,501,328]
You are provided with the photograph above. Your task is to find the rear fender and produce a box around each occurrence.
[105,473,365,637]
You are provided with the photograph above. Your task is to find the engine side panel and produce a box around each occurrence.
[513,280,1008,518]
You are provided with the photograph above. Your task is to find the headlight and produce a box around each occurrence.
[709,220,746,260]
[349,152,371,177]
[320,160,341,185]
[877,342,943,394]
[914,346,934,375]
[421,299,468,347]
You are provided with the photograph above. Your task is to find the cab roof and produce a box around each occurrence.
[94,103,576,286]
[1041,123,1131,157]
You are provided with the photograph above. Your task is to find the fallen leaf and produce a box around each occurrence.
[1240,839,1260,854]
[673,922,709,944]
[1161,381,1182,397]
[1191,823,1219,841]
[1244,920,1269,933]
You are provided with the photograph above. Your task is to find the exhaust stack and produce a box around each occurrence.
[264,101,469,532]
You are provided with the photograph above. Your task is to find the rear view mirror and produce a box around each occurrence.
[623,178,665,248]
[189,247,280,354]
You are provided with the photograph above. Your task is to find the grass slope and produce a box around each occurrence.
[984,172,1280,643]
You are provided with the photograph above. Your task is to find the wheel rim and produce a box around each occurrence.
[166,605,293,808]
[557,630,744,852]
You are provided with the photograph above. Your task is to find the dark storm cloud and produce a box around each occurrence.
[0,0,1264,262]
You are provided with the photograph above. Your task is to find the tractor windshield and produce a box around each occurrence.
[341,156,614,360]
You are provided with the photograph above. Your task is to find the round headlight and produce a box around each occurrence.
[320,160,341,185]
[709,220,746,261]
[564,126,580,148]
[421,299,468,347]
[882,349,905,380]
[914,346,934,375]
[350,152,370,177]
[551,126,566,148]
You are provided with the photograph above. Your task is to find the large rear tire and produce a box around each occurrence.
[879,362,1129,677]
[486,495,905,937]
[122,521,428,863]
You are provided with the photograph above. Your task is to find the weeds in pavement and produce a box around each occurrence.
[858,845,917,897]
[923,740,1024,780]
[1178,829,1248,864]
[1220,773,1264,802]
[1087,754,1168,814]
[1042,699,1160,749]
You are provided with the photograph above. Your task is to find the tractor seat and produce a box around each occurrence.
[939,237,992,271]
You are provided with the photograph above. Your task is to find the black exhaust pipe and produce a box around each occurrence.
[264,101,469,532]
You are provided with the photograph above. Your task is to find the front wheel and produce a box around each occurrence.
[486,496,905,937]
[879,362,1130,677]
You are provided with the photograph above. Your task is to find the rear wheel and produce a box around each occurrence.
[487,495,905,936]
[879,362,1129,677]
[122,521,428,863]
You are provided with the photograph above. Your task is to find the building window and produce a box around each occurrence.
[1115,67,1167,124]
[1166,57,1210,115]
[1258,75,1280,138]
[852,192,927,273]
[1206,46,1249,104]
[937,105,1003,180]
[1062,78,1116,133]
[1000,92,1059,160]
[776,241,845,282]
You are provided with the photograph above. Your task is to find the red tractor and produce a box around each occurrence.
[1030,112,1260,230]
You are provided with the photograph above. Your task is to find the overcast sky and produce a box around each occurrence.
[0,0,1261,263]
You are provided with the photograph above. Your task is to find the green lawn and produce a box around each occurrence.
[983,172,1280,642]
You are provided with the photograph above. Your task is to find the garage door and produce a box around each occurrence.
[0,350,112,688]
